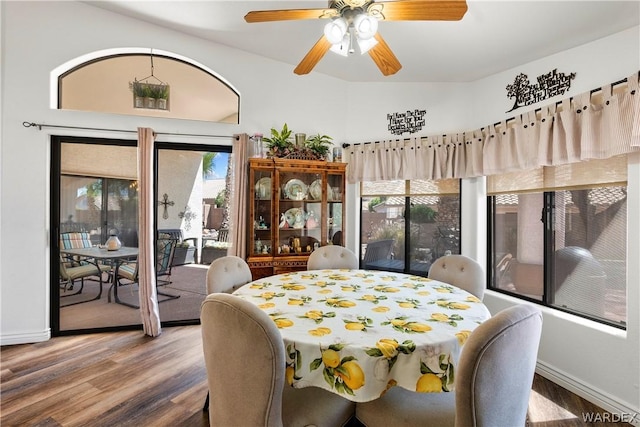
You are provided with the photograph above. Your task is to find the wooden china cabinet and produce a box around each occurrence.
[247,158,346,279]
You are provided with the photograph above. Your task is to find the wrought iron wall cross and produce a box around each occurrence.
[158,193,174,219]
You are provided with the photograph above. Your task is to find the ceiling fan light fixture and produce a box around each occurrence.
[324,17,348,44]
[247,0,468,76]
[356,36,378,54]
[329,33,351,56]
[353,14,378,40]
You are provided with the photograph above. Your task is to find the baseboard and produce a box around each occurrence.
[0,329,51,346]
[537,361,640,426]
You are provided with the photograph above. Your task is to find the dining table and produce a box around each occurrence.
[233,268,491,402]
[60,246,139,307]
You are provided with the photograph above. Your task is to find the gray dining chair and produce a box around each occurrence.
[202,255,254,411]
[307,245,359,270]
[201,293,356,427]
[205,255,253,294]
[428,254,485,299]
[355,304,543,427]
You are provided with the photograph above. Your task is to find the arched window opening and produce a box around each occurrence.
[55,49,239,124]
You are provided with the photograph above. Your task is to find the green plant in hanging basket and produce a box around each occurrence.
[305,133,333,160]
[151,84,169,100]
[130,81,146,98]
[263,123,294,157]
[141,84,153,98]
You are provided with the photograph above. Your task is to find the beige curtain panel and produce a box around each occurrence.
[137,127,162,337]
[228,133,249,259]
[345,71,639,183]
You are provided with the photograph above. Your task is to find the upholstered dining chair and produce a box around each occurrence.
[355,304,543,427]
[307,246,359,270]
[201,293,356,427]
[202,255,255,411]
[428,254,485,299]
[205,255,253,294]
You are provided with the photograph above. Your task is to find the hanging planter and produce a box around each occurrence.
[153,84,169,110]
[145,93,157,109]
[130,81,170,110]
[130,52,170,111]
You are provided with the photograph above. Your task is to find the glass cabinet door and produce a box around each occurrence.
[276,169,323,256]
[247,158,346,279]
[251,168,273,256]
[327,172,344,245]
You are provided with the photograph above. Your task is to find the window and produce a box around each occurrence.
[488,156,627,328]
[56,49,240,123]
[360,179,460,275]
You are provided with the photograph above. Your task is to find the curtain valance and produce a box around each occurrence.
[345,71,639,184]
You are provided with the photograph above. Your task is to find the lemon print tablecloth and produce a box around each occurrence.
[233,269,491,402]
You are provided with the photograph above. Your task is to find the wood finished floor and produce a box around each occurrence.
[1,325,630,427]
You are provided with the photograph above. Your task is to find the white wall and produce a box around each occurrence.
[340,25,640,421]
[462,26,640,422]
[466,26,640,129]
[1,1,638,421]
[345,82,472,142]
[0,0,347,343]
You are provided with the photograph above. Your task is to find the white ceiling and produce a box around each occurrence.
[84,0,640,83]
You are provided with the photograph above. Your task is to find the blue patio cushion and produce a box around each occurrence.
[118,262,138,281]
[60,232,95,267]
[60,232,93,249]
[157,239,174,272]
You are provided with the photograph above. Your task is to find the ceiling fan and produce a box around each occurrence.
[244,0,468,76]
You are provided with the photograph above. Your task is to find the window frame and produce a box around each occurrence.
[359,180,462,276]
[487,189,627,330]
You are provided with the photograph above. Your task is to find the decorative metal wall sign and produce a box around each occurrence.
[178,206,196,231]
[506,69,576,112]
[387,109,427,135]
[158,193,174,219]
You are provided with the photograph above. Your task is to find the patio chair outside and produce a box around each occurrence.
[157,238,177,286]
[115,238,180,307]
[362,239,395,269]
[60,231,95,267]
[159,228,197,265]
[60,231,93,249]
[59,255,110,306]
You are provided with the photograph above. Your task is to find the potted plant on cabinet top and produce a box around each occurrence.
[305,133,333,160]
[262,124,334,160]
[263,123,294,158]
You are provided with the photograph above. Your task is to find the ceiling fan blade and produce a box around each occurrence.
[368,33,402,76]
[245,8,337,23]
[372,0,468,21]
[294,35,332,75]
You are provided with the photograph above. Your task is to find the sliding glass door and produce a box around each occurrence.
[52,137,231,335]
[154,143,231,323]
[60,176,139,245]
